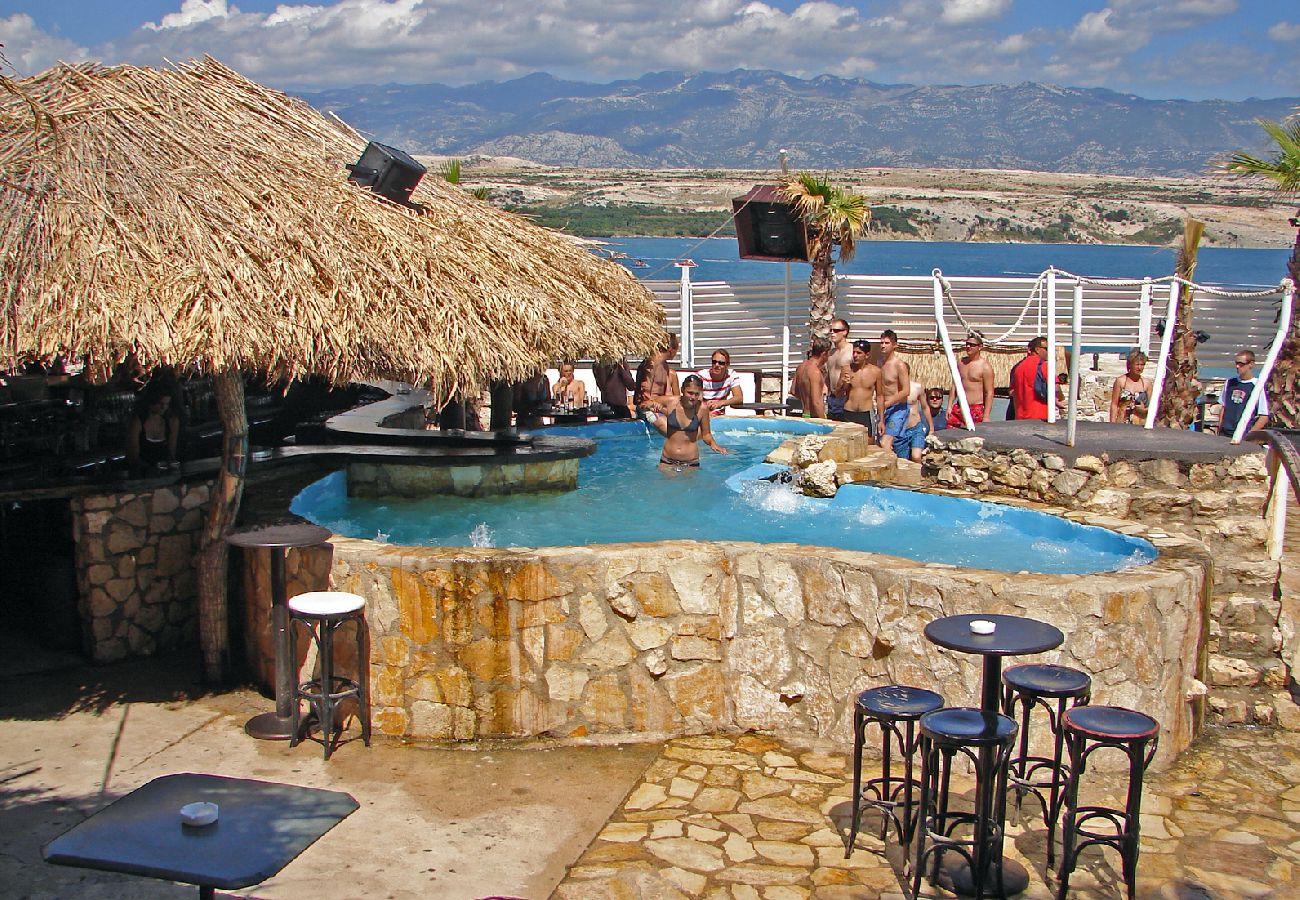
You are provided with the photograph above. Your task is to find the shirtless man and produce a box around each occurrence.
[948,330,995,429]
[842,339,883,441]
[825,319,853,421]
[877,329,911,454]
[635,334,680,418]
[791,338,830,419]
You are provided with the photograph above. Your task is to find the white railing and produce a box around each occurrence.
[646,271,1286,387]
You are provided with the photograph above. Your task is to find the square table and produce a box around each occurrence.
[44,772,358,898]
[923,612,1064,898]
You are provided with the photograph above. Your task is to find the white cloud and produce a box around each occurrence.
[0,14,89,77]
[0,0,1285,100]
[146,0,236,31]
[940,0,1012,26]
[1269,21,1300,42]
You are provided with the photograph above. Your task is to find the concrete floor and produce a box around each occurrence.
[0,651,657,899]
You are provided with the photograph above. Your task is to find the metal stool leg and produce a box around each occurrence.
[318,617,336,760]
[356,614,371,746]
[848,703,866,857]
[288,616,303,748]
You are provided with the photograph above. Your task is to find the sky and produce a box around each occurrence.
[1,0,1298,100]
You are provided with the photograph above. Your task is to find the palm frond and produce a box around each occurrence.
[1219,117,1300,196]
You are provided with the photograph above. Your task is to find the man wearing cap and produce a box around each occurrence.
[842,339,883,442]
[948,330,995,429]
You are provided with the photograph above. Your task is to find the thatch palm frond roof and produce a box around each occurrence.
[0,57,664,399]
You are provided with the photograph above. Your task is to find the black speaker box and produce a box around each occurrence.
[347,141,427,205]
[732,185,809,262]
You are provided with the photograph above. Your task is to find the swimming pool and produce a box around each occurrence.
[291,419,1153,574]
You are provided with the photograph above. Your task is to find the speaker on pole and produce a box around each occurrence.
[732,185,809,262]
[346,141,427,206]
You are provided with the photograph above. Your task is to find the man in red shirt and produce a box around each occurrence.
[1008,336,1050,421]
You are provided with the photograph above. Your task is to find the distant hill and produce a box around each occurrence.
[298,69,1299,177]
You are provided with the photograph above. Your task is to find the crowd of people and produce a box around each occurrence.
[461,324,1271,474]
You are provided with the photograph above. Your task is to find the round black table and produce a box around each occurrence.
[227,523,333,740]
[923,613,1064,897]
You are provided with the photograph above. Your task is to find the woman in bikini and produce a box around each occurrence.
[652,374,728,471]
[1109,348,1153,425]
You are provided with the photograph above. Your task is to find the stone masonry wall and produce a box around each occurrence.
[348,458,579,499]
[922,436,1287,725]
[326,533,1207,772]
[70,481,212,663]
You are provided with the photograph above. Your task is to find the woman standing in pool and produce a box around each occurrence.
[652,374,728,471]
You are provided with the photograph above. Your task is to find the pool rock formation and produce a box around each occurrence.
[324,525,1207,771]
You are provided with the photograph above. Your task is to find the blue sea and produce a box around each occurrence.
[598,237,1290,288]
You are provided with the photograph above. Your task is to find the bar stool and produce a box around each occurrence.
[1055,706,1159,900]
[288,591,371,760]
[911,707,1018,900]
[847,685,944,857]
[1001,663,1092,865]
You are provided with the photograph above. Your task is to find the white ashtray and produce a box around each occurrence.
[180,801,219,827]
[969,619,996,635]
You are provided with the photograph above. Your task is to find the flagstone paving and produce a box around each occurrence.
[554,727,1300,899]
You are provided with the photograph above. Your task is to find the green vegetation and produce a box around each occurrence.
[504,203,735,237]
[866,205,926,236]
[1130,218,1185,245]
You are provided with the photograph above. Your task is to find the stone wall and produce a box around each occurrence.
[347,458,579,498]
[326,532,1207,771]
[922,436,1286,725]
[70,481,212,663]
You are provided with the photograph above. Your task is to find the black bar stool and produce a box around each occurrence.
[288,591,371,760]
[1055,705,1159,900]
[1001,663,1091,865]
[847,685,944,857]
[911,707,1018,900]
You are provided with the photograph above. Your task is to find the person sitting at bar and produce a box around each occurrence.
[553,361,587,409]
[697,349,742,415]
[126,382,180,474]
[593,355,637,419]
[514,370,551,429]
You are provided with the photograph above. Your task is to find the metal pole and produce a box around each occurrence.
[677,261,694,368]
[1046,270,1058,424]
[779,149,792,400]
[1146,282,1180,429]
[1233,280,1294,444]
[933,269,974,429]
[1066,282,1083,447]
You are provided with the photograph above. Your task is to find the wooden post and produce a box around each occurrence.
[196,369,248,683]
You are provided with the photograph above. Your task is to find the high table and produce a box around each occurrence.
[43,772,358,898]
[923,612,1064,897]
[227,522,333,740]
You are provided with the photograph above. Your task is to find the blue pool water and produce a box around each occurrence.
[292,420,1153,574]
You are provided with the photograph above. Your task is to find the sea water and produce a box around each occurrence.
[602,237,1290,288]
[291,420,1154,575]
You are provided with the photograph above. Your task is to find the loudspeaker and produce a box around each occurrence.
[732,185,809,262]
[346,141,427,205]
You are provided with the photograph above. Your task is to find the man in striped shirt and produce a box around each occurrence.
[698,349,743,415]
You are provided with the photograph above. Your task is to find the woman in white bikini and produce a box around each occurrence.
[1109,349,1153,425]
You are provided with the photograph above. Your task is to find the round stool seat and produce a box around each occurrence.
[920,707,1017,746]
[289,591,365,617]
[856,685,945,720]
[1063,705,1158,741]
[1003,663,1091,698]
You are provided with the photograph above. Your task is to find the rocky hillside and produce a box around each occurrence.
[300,69,1299,177]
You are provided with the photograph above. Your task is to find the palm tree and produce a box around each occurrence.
[781,173,869,340]
[1221,115,1300,426]
[1156,219,1205,428]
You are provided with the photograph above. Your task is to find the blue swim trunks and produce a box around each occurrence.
[894,420,929,459]
[883,402,909,437]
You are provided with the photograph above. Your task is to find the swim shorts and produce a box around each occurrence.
[840,409,877,438]
[826,395,846,420]
[883,402,909,437]
[893,421,928,459]
[947,403,985,429]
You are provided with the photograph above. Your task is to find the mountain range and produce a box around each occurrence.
[298,70,1300,177]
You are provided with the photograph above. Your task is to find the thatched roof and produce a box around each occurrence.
[0,58,664,401]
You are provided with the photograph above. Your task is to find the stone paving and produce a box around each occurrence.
[554,727,1300,899]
